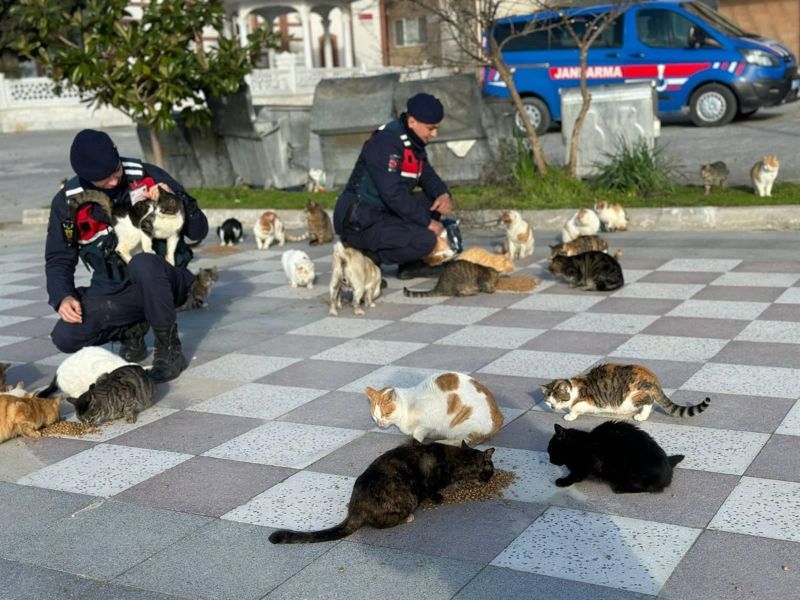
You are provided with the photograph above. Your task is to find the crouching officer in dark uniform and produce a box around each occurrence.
[45,129,209,383]
[333,92,455,279]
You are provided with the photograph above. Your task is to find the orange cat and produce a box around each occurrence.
[423,230,458,266]
[0,394,61,443]
[457,247,515,273]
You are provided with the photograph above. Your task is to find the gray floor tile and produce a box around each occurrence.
[642,316,749,339]
[245,333,347,358]
[0,337,59,362]
[713,340,800,369]
[521,329,631,355]
[470,373,542,410]
[586,297,683,315]
[0,435,95,482]
[152,377,241,410]
[308,432,409,477]
[277,391,376,430]
[759,303,800,322]
[0,558,102,600]
[393,344,507,373]
[86,583,187,600]
[487,409,567,452]
[691,285,785,302]
[746,435,800,483]
[480,308,570,329]
[444,290,529,308]
[733,260,800,273]
[264,359,377,389]
[638,271,719,284]
[0,316,57,338]
[266,541,483,600]
[682,363,800,399]
[362,321,461,343]
[2,500,211,580]
[116,519,327,600]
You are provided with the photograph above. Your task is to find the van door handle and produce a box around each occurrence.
[606,52,621,58]
[631,52,645,58]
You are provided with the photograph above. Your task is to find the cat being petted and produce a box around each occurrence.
[541,363,710,422]
[403,260,499,298]
[179,267,219,310]
[37,346,132,400]
[68,364,155,424]
[0,393,61,443]
[217,218,244,247]
[548,421,683,493]
[253,210,285,250]
[281,250,315,288]
[548,251,623,291]
[750,155,779,197]
[269,440,495,544]
[366,372,504,445]
[700,161,729,196]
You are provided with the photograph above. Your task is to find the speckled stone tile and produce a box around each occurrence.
[711,272,799,287]
[203,421,363,469]
[736,320,800,344]
[666,299,769,321]
[777,400,800,436]
[487,447,580,505]
[586,297,682,315]
[393,344,506,372]
[401,305,499,325]
[256,284,327,299]
[642,316,749,340]
[50,407,179,443]
[657,258,741,272]
[479,308,570,329]
[709,477,800,543]
[362,321,461,344]
[522,330,631,356]
[221,469,354,530]
[491,507,700,595]
[0,334,28,348]
[691,284,785,302]
[712,340,800,369]
[152,376,240,410]
[433,325,545,349]
[732,260,800,273]
[775,287,800,304]
[339,365,441,393]
[277,391,375,430]
[682,363,800,399]
[183,353,300,382]
[288,316,393,338]
[637,271,719,285]
[228,258,282,271]
[554,312,658,335]
[610,334,727,363]
[508,293,604,312]
[746,435,800,484]
[0,284,39,296]
[311,339,426,365]
[266,359,377,390]
[0,315,33,329]
[0,272,38,285]
[638,422,769,475]
[479,350,602,379]
[188,383,328,420]
[17,444,192,497]
[612,282,706,300]
[308,432,410,477]
[759,303,800,322]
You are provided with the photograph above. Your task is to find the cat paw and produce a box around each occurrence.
[125,415,138,424]
[291,282,298,288]
[555,478,572,487]
[329,307,339,316]
[354,308,365,316]
[405,514,415,524]
[563,413,578,421]
[307,284,314,289]
[633,413,647,421]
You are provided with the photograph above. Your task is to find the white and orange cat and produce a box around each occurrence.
[423,228,458,266]
[0,363,27,398]
[0,393,61,443]
[366,372,504,446]
[499,210,535,259]
[593,201,628,232]
[750,155,779,197]
[562,208,601,243]
[253,210,286,250]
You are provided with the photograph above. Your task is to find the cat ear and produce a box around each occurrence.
[364,386,378,401]
[483,447,495,460]
[461,440,469,449]
[65,396,78,405]
[554,424,566,437]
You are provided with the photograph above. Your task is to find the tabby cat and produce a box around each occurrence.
[700,161,729,196]
[541,363,711,422]
[269,440,495,544]
[287,200,334,245]
[750,155,779,198]
[549,235,609,259]
[179,267,220,311]
[457,247,515,273]
[403,260,499,298]
[548,421,684,493]
[0,394,61,443]
[68,365,155,424]
[548,251,623,291]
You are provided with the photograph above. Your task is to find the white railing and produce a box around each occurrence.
[0,74,84,108]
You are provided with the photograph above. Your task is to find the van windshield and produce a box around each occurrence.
[681,2,746,38]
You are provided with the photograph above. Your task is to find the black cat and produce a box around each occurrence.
[548,250,624,291]
[269,441,495,544]
[217,218,244,246]
[547,421,683,494]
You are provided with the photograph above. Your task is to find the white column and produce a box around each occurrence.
[298,5,315,68]
[321,15,334,68]
[236,9,249,47]
[342,5,354,68]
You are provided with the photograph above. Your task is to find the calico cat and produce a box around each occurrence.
[366,372,504,445]
[548,421,684,493]
[457,247,515,273]
[700,161,729,196]
[593,201,628,232]
[751,155,779,197]
[541,363,711,422]
[548,251,623,291]
[179,267,219,310]
[561,208,601,243]
[286,201,334,245]
[499,210,535,259]
[549,235,609,259]
[282,249,315,288]
[37,346,131,400]
[68,364,155,424]
[269,440,495,544]
[403,260,499,298]
[217,218,244,246]
[329,241,382,316]
[0,394,61,442]
[253,210,285,249]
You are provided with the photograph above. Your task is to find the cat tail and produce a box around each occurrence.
[35,375,59,398]
[285,232,309,242]
[668,455,685,467]
[269,514,363,544]
[403,287,438,298]
[655,390,711,418]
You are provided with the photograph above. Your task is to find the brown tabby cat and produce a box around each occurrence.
[549,236,609,259]
[0,394,61,442]
[549,251,624,291]
[403,261,499,298]
[700,161,729,196]
[541,363,710,422]
[179,267,220,311]
[457,247,515,273]
[287,200,334,245]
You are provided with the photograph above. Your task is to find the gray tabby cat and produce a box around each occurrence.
[179,267,219,311]
[550,235,609,259]
[549,251,624,291]
[700,161,729,196]
[68,365,155,424]
[403,261,499,298]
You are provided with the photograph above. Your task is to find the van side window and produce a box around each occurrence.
[493,14,623,51]
[636,9,707,48]
[493,21,554,51]
[554,14,624,49]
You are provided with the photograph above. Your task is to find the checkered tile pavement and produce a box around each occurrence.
[2,230,800,599]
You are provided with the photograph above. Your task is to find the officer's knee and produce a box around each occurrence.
[127,253,164,282]
[50,322,83,354]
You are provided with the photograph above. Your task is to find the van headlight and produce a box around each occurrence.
[738,48,780,67]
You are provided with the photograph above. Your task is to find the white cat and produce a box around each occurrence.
[281,249,315,288]
[366,372,504,446]
[38,346,132,399]
[562,208,601,243]
[253,210,286,250]
[499,210,535,259]
[750,155,779,198]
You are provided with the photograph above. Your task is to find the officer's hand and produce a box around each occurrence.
[431,193,453,215]
[144,182,173,202]
[428,220,444,235]
[58,296,82,324]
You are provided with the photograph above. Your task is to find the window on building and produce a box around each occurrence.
[395,17,427,47]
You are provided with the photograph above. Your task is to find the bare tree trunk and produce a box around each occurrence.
[567,46,592,178]
[149,127,165,169]
[493,59,548,176]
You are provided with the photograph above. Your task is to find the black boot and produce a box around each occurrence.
[118,321,149,363]
[396,260,445,280]
[148,323,187,384]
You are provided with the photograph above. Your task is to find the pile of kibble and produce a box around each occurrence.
[423,469,517,510]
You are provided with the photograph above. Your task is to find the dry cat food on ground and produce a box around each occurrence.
[197,245,242,255]
[495,276,539,293]
[423,469,517,510]
[41,420,100,437]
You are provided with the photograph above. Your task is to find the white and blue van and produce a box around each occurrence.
[483,0,799,133]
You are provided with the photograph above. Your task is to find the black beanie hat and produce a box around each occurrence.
[407,93,444,124]
[70,129,120,181]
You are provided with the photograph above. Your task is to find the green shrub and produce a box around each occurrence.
[594,138,679,197]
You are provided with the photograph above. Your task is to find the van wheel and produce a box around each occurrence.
[689,84,737,127]
[513,97,551,136]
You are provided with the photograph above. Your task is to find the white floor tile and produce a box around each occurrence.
[189,383,327,420]
[311,339,425,365]
[554,312,658,335]
[289,317,392,339]
[184,353,299,382]
[0,335,28,348]
[667,299,769,321]
[682,363,800,399]
[776,400,800,436]
[658,259,741,272]
[775,288,800,304]
[256,284,326,299]
[0,299,36,311]
[479,350,601,380]
[0,284,39,297]
[735,320,800,344]
[434,325,545,349]
[611,334,727,362]
[339,366,439,393]
[508,294,604,313]
[402,305,499,325]
[0,315,33,328]
[711,272,799,287]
